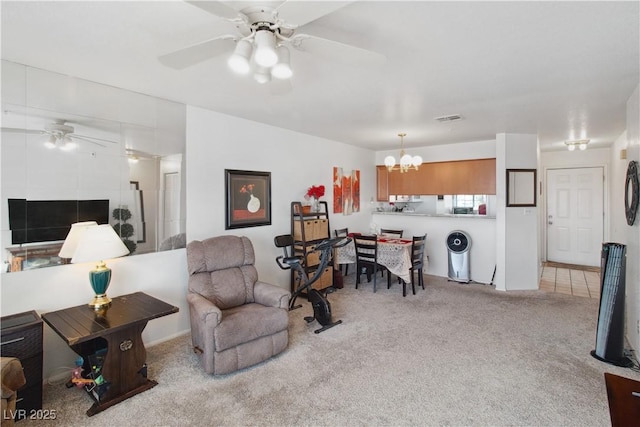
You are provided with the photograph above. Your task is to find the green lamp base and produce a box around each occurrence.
[89,264,112,310]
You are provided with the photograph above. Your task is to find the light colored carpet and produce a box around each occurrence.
[24,274,640,426]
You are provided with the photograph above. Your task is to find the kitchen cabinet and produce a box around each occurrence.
[378,158,496,196]
[376,166,389,201]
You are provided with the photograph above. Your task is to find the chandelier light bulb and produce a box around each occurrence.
[567,144,576,151]
[253,30,277,68]
[228,39,252,74]
[412,155,423,167]
[384,155,396,171]
[400,153,412,168]
[579,143,587,150]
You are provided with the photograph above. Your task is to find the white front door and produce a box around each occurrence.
[547,167,604,266]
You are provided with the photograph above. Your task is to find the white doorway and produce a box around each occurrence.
[162,172,181,241]
[546,167,604,267]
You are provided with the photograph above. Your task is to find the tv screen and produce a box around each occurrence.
[8,199,110,244]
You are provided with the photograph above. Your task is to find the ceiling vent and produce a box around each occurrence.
[434,114,463,122]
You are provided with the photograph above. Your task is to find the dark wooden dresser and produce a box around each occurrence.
[1,310,43,420]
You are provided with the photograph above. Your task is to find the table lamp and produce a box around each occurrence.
[69,224,130,309]
[58,221,98,259]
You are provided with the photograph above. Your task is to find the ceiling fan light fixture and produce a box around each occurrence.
[253,29,278,67]
[228,39,252,74]
[271,46,292,79]
[253,66,271,84]
[44,134,57,149]
[60,137,77,151]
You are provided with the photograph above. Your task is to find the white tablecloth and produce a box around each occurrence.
[336,238,413,283]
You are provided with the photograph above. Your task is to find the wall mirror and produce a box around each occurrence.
[506,169,537,207]
[1,61,186,273]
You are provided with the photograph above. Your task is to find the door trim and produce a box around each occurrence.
[542,164,609,264]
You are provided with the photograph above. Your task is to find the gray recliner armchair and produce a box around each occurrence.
[186,235,290,375]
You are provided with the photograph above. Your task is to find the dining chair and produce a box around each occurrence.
[388,233,426,296]
[334,228,349,276]
[409,234,427,293]
[354,235,386,292]
[380,228,403,238]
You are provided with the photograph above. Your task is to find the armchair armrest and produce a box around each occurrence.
[187,292,222,327]
[254,281,290,309]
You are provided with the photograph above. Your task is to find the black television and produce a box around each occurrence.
[8,199,110,244]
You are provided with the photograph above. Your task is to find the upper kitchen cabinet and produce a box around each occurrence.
[376,166,389,201]
[377,158,496,197]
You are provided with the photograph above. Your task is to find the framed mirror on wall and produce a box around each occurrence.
[1,60,187,273]
[506,169,537,207]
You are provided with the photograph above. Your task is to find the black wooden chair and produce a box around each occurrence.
[354,235,386,293]
[408,234,427,294]
[388,233,427,296]
[334,228,349,276]
[380,228,403,238]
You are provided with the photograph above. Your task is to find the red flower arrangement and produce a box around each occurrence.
[240,184,254,194]
[305,185,325,200]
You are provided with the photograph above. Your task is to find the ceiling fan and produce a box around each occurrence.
[1,118,119,150]
[159,1,385,84]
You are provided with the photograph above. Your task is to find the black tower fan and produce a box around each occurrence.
[591,242,631,367]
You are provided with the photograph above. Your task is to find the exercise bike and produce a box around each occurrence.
[274,234,351,334]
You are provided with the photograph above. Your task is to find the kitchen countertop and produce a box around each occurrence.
[372,211,496,219]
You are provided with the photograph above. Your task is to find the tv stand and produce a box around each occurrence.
[5,242,66,272]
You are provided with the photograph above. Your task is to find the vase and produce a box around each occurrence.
[311,197,320,212]
[247,194,260,213]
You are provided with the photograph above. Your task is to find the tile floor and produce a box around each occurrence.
[539,262,601,299]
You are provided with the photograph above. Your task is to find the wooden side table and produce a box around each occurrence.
[42,292,178,416]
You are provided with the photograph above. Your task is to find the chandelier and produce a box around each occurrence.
[564,139,589,151]
[227,25,293,84]
[384,133,423,173]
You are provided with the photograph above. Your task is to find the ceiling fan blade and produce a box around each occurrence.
[1,127,43,135]
[72,133,119,144]
[185,1,242,21]
[159,35,236,69]
[290,34,386,66]
[276,1,353,27]
[70,135,106,148]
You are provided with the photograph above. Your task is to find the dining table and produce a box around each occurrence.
[335,234,413,283]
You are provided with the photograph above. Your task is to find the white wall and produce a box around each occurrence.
[371,214,496,284]
[615,84,640,352]
[186,106,376,289]
[375,139,496,165]
[495,133,540,291]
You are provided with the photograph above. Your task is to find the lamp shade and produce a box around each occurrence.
[71,224,130,264]
[59,221,98,258]
[253,30,277,67]
[272,46,293,79]
[228,39,252,74]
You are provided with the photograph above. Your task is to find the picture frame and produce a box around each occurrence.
[225,169,272,229]
[506,169,537,207]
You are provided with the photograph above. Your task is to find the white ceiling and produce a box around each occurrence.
[2,1,638,152]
